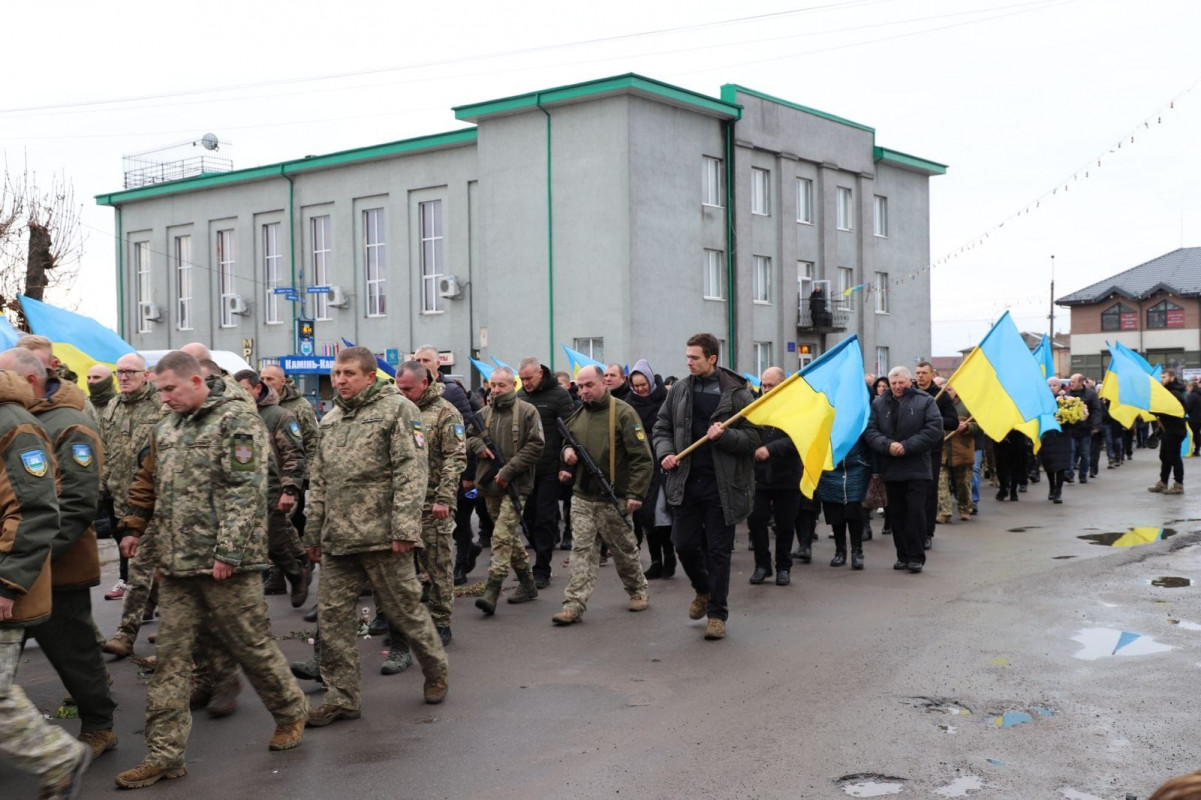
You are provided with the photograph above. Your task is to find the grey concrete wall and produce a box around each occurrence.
[871,162,933,367]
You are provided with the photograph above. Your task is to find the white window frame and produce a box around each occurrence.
[573,337,604,362]
[702,156,724,207]
[133,241,152,333]
[703,249,725,301]
[837,186,853,231]
[175,235,192,331]
[311,215,332,320]
[420,200,444,314]
[364,208,386,318]
[217,229,237,328]
[796,178,813,224]
[751,167,771,216]
[874,195,888,237]
[263,223,282,325]
[875,346,890,379]
[754,341,772,377]
[753,256,771,304]
[875,271,889,313]
[838,266,854,296]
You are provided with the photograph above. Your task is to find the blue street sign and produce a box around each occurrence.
[284,291,300,301]
[307,286,331,294]
[281,355,336,374]
[272,287,294,295]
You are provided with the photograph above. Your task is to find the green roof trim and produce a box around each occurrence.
[720,84,874,134]
[873,146,948,175]
[454,73,741,122]
[96,128,479,206]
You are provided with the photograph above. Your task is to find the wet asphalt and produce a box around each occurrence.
[4,453,1199,799]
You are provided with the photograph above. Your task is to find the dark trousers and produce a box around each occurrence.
[1045,467,1065,498]
[1089,431,1104,475]
[1191,420,1201,456]
[747,487,798,572]
[524,470,562,581]
[453,483,493,568]
[1160,433,1185,484]
[925,460,940,535]
[672,480,734,621]
[822,501,863,552]
[24,587,116,733]
[885,479,930,566]
[994,440,1023,493]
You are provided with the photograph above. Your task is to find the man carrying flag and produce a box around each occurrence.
[1149,369,1187,495]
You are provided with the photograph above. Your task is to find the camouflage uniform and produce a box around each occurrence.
[122,381,306,768]
[99,382,163,647]
[412,381,466,628]
[938,400,977,519]
[278,382,320,541]
[559,390,652,617]
[0,371,89,786]
[253,383,307,585]
[306,379,447,712]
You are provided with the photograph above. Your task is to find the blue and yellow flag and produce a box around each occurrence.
[741,372,761,390]
[469,358,495,381]
[489,356,516,374]
[799,335,872,467]
[947,312,1060,452]
[1098,341,1183,428]
[1031,334,1054,378]
[18,295,135,386]
[562,345,605,378]
[340,338,394,380]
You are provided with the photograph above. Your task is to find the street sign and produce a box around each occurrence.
[284,291,300,301]
[307,286,331,294]
[272,287,295,295]
[281,355,336,374]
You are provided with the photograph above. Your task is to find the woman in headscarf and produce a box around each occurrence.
[625,359,675,578]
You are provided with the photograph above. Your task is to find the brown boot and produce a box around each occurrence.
[704,618,726,640]
[688,593,710,620]
[289,560,312,608]
[114,763,187,789]
[102,634,133,658]
[552,606,581,626]
[423,672,448,705]
[77,729,117,758]
[206,677,241,718]
[268,718,305,751]
[628,591,649,612]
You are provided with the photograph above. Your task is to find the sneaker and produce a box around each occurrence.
[628,591,649,612]
[114,763,186,790]
[103,580,128,601]
[268,718,305,751]
[703,618,726,640]
[306,704,360,728]
[77,728,117,759]
[688,593,710,620]
[102,634,133,658]
[40,741,91,799]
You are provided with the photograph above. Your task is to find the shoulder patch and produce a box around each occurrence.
[289,420,301,438]
[633,423,646,441]
[71,443,94,468]
[452,423,465,442]
[231,432,257,471]
[412,420,426,449]
[20,449,49,477]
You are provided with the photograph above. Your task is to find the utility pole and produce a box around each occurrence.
[1049,254,1056,344]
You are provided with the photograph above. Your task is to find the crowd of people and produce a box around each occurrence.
[0,330,1195,796]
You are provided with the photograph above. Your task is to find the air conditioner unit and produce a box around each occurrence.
[438,276,463,299]
[327,285,349,308]
[225,295,249,316]
[139,301,162,323]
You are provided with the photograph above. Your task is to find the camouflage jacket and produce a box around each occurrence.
[127,384,270,577]
[466,390,544,498]
[306,380,428,555]
[29,379,103,589]
[0,371,60,627]
[413,381,466,512]
[100,382,162,519]
[561,389,653,503]
[279,382,320,478]
[254,383,305,500]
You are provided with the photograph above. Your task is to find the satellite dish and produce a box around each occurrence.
[200,133,220,151]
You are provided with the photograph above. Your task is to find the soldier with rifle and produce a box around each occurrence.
[552,365,652,625]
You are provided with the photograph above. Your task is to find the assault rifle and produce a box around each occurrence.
[556,418,634,530]
[465,410,531,540]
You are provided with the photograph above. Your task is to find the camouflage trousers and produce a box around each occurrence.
[268,511,305,580]
[317,548,448,712]
[115,524,159,643]
[145,572,307,767]
[938,464,974,517]
[562,497,647,616]
[484,495,530,579]
[0,628,88,785]
[419,513,455,628]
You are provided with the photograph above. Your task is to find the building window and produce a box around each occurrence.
[798,260,814,305]
[217,229,237,328]
[420,200,444,314]
[704,249,725,300]
[754,341,772,377]
[364,208,386,317]
[175,236,192,331]
[753,256,771,304]
[574,337,604,362]
[703,156,724,207]
[875,346,890,378]
[751,168,771,216]
[838,266,854,296]
[1146,299,1185,330]
[796,178,813,224]
[874,195,888,237]
[1101,301,1137,332]
[874,271,889,313]
[837,187,853,231]
[134,241,152,333]
[263,223,282,325]
[311,216,332,320]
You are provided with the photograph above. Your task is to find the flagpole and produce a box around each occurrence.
[672,371,803,461]
[943,415,974,441]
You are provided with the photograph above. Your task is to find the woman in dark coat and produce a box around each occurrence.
[626,359,675,578]
[1041,380,1072,503]
[814,437,874,569]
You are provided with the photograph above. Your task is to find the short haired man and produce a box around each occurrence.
[551,366,652,624]
[913,361,958,549]
[747,367,800,585]
[652,333,760,640]
[85,364,116,427]
[604,364,630,400]
[1148,369,1187,495]
[1064,373,1102,484]
[115,351,308,788]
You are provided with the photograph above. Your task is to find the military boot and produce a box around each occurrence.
[288,557,312,608]
[507,568,539,604]
[380,630,413,675]
[475,576,503,615]
[263,566,286,595]
[290,637,323,683]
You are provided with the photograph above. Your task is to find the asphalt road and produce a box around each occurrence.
[4,453,1199,799]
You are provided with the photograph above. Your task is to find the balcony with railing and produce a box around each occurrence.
[798,297,851,331]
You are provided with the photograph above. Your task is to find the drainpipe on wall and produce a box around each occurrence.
[724,119,736,368]
[536,94,555,370]
[116,206,125,339]
[281,167,297,355]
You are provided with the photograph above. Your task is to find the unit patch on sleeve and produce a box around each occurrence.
[20,449,49,477]
[231,433,257,471]
[452,423,465,442]
[71,443,94,468]
[412,420,426,449]
[289,421,301,438]
[633,424,646,442]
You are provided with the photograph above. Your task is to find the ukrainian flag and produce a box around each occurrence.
[0,315,20,349]
[1031,334,1055,378]
[490,356,516,374]
[562,345,605,378]
[340,338,394,380]
[18,295,135,386]
[946,311,1060,452]
[1098,341,1183,428]
[469,358,495,381]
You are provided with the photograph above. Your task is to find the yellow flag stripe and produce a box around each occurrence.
[949,348,1045,454]
[744,373,836,498]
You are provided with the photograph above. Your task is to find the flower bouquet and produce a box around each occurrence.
[1055,395,1086,425]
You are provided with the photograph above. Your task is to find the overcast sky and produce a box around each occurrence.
[5,0,1199,356]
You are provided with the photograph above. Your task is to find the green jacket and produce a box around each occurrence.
[306,380,429,554]
[255,383,305,501]
[99,382,162,520]
[413,381,467,512]
[466,390,544,498]
[279,382,320,478]
[561,389,653,503]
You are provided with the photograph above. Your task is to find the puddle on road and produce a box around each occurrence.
[1149,576,1193,588]
[993,707,1054,728]
[938,724,957,734]
[1077,527,1176,547]
[986,759,1005,766]
[1052,555,1077,560]
[841,781,905,797]
[1060,789,1105,800]
[934,776,985,797]
[1072,628,1174,660]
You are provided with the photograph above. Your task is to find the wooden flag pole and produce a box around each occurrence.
[673,406,751,461]
[943,415,974,441]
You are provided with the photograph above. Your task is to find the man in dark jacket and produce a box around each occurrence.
[1185,379,1201,457]
[1064,374,1102,483]
[747,367,800,586]
[653,333,760,641]
[864,366,943,573]
[1149,369,1187,495]
[518,357,576,588]
[914,362,956,548]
